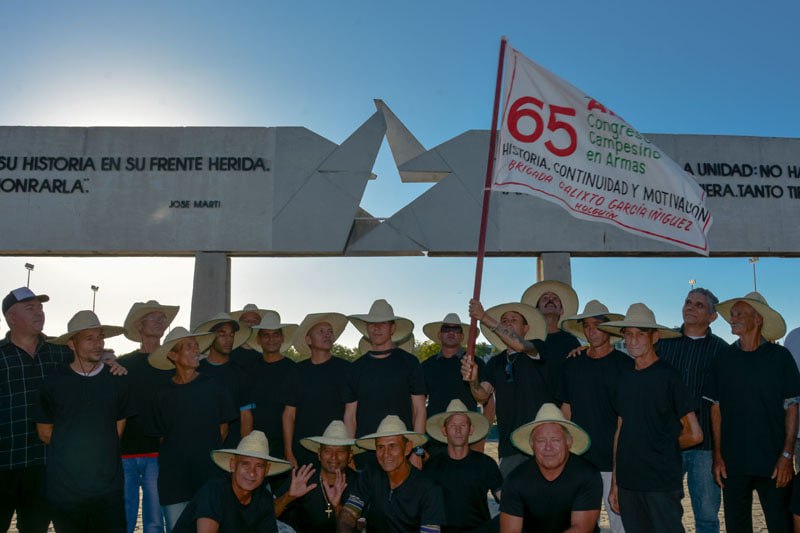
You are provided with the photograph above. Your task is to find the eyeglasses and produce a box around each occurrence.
[440,325,463,333]
[505,353,518,383]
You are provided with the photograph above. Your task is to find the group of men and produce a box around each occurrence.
[1,278,799,533]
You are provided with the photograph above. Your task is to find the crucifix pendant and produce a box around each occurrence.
[325,505,333,518]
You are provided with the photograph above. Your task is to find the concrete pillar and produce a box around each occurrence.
[190,252,230,329]
[536,253,572,285]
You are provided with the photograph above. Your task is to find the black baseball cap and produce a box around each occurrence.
[2,287,50,314]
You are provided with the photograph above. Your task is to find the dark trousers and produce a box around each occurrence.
[0,466,51,533]
[51,490,126,533]
[618,486,685,533]
[722,475,792,533]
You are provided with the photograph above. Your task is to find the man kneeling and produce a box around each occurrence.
[172,431,291,532]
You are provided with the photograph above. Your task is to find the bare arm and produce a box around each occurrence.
[710,402,726,488]
[608,416,622,514]
[274,464,317,517]
[561,402,572,420]
[36,423,53,445]
[411,394,426,434]
[469,299,538,356]
[344,402,357,438]
[678,412,703,449]
[197,517,220,533]
[336,505,359,533]
[565,510,601,532]
[116,419,126,439]
[773,403,798,488]
[220,423,228,443]
[282,405,298,467]
[240,409,253,438]
[499,513,523,533]
[460,356,493,403]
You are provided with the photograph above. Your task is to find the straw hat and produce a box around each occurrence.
[511,403,590,456]
[521,280,579,317]
[292,312,349,358]
[211,430,291,476]
[358,333,415,355]
[348,299,414,343]
[426,399,490,445]
[716,291,787,341]
[560,300,624,342]
[246,311,298,354]
[355,415,428,450]
[148,327,216,370]
[598,303,681,339]
[230,304,270,322]
[123,300,180,342]
[422,313,470,345]
[480,302,546,350]
[193,313,251,351]
[300,420,363,455]
[51,310,125,345]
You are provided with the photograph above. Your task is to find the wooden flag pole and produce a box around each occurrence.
[466,36,508,362]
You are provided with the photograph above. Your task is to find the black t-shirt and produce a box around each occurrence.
[543,330,581,401]
[284,356,350,457]
[231,346,264,373]
[616,359,695,491]
[117,350,174,455]
[790,474,800,516]
[276,468,358,532]
[424,451,502,532]
[149,373,238,504]
[35,365,134,504]
[500,455,602,533]
[199,359,253,448]
[560,349,633,471]
[344,463,445,533]
[704,342,800,477]
[484,345,552,458]
[343,349,425,437]
[251,357,295,459]
[420,351,484,417]
[172,473,277,533]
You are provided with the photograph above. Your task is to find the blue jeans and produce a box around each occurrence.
[682,449,721,533]
[122,456,164,533]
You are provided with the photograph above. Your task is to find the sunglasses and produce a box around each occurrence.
[440,325,463,333]
[505,353,518,383]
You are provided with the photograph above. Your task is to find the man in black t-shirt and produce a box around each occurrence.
[425,399,501,532]
[501,403,601,533]
[705,292,800,533]
[339,415,445,532]
[35,310,133,533]
[559,300,628,533]
[600,304,702,533]
[173,430,291,533]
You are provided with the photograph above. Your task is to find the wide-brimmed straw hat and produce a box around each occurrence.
[230,304,270,322]
[246,311,298,354]
[511,403,590,456]
[357,333,415,355]
[193,313,251,352]
[211,430,291,476]
[521,280,579,318]
[480,302,546,350]
[51,310,125,345]
[355,415,428,450]
[716,291,786,341]
[560,300,624,342]
[292,312,349,358]
[148,327,216,370]
[123,300,180,342]
[348,299,414,343]
[422,313,470,345]
[598,303,680,339]
[426,399,490,445]
[300,420,363,455]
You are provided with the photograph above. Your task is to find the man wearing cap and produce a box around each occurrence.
[195,312,255,447]
[657,288,728,533]
[230,304,269,371]
[425,400,502,532]
[500,403,602,533]
[420,314,492,457]
[521,280,582,401]
[344,300,426,467]
[558,300,631,533]
[463,300,550,477]
[274,420,359,531]
[34,310,134,532]
[172,430,290,533]
[602,303,703,533]
[704,292,800,533]
[118,300,179,533]
[248,311,297,489]
[338,415,445,532]
[283,312,351,467]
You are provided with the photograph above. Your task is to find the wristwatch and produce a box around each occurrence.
[413,446,425,457]
[782,450,793,460]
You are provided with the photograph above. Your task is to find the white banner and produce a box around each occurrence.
[492,46,712,255]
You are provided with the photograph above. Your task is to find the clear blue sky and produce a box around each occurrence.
[1,0,798,351]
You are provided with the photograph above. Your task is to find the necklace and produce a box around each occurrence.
[319,473,334,519]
